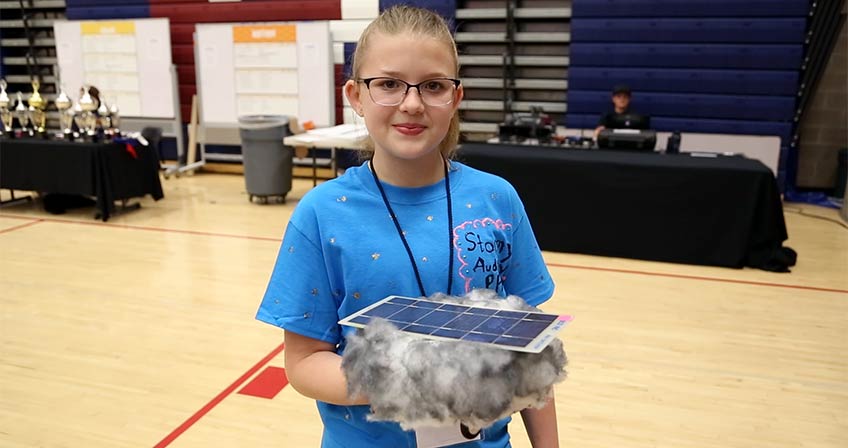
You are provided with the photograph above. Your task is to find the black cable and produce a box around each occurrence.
[784,207,848,230]
[370,159,455,296]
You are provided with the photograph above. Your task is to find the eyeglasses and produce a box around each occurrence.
[358,77,461,107]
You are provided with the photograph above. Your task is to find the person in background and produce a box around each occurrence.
[593,84,633,140]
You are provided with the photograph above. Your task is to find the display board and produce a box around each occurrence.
[54,18,176,118]
[196,21,334,127]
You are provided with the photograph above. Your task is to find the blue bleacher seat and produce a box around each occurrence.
[568,91,796,121]
[568,67,799,96]
[66,6,151,20]
[570,44,804,70]
[572,0,810,18]
[572,18,807,44]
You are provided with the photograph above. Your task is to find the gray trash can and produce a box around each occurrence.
[238,115,293,204]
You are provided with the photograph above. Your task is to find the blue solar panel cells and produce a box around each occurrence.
[476,317,519,334]
[461,333,499,343]
[351,315,371,325]
[403,324,437,335]
[344,297,564,351]
[494,310,529,319]
[413,300,442,309]
[465,307,498,317]
[525,313,558,323]
[417,310,460,327]
[445,314,489,331]
[506,320,553,339]
[366,303,406,318]
[390,306,435,324]
[432,328,466,339]
[439,304,470,313]
[494,336,533,347]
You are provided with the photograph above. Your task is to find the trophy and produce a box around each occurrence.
[27,79,47,134]
[0,80,11,135]
[14,92,30,134]
[54,86,73,136]
[109,100,120,136]
[78,85,98,137]
[72,101,84,139]
[97,98,112,136]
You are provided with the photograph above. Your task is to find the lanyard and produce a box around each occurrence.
[369,158,454,297]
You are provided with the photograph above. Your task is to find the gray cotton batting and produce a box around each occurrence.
[340,289,568,432]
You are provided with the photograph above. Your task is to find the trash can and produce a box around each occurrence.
[238,115,292,204]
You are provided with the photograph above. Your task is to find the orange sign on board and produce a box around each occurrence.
[233,25,296,43]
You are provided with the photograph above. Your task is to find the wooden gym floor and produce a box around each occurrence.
[1,172,846,447]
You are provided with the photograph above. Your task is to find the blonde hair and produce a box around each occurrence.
[350,5,461,159]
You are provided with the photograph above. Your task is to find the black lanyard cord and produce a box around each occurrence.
[370,158,454,297]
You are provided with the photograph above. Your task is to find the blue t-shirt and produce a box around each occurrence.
[257,161,555,448]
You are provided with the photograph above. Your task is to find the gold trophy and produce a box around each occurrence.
[97,98,112,136]
[72,101,84,139]
[109,100,120,136]
[0,80,11,135]
[54,86,73,137]
[78,85,98,137]
[27,79,47,133]
[14,92,30,133]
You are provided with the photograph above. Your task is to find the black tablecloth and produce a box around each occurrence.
[0,138,164,221]
[457,143,794,271]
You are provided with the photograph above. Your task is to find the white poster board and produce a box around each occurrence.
[196,21,334,127]
[54,18,175,118]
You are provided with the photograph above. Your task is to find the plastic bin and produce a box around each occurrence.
[238,115,293,204]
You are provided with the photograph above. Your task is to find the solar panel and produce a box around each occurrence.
[339,295,573,353]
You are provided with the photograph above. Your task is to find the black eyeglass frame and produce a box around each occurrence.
[357,77,462,106]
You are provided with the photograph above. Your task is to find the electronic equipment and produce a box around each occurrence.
[666,131,682,154]
[497,106,556,144]
[597,128,657,151]
[607,113,651,130]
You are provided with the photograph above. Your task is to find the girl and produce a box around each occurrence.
[257,6,559,447]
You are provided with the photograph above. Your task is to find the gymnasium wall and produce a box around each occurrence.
[796,9,847,189]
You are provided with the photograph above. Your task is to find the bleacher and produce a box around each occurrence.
[566,0,811,185]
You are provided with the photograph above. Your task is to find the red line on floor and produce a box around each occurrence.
[3,213,844,294]
[0,219,43,235]
[238,366,289,399]
[154,342,285,448]
[546,262,848,294]
[0,213,281,242]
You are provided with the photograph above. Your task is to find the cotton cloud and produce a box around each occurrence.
[341,289,568,432]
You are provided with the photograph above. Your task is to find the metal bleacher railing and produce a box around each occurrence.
[454,0,571,140]
[0,0,65,128]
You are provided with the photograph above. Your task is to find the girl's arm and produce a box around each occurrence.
[520,393,559,448]
[283,330,369,406]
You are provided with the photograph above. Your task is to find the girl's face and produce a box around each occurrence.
[345,32,463,164]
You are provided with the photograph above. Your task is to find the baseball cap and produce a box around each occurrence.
[612,84,632,95]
